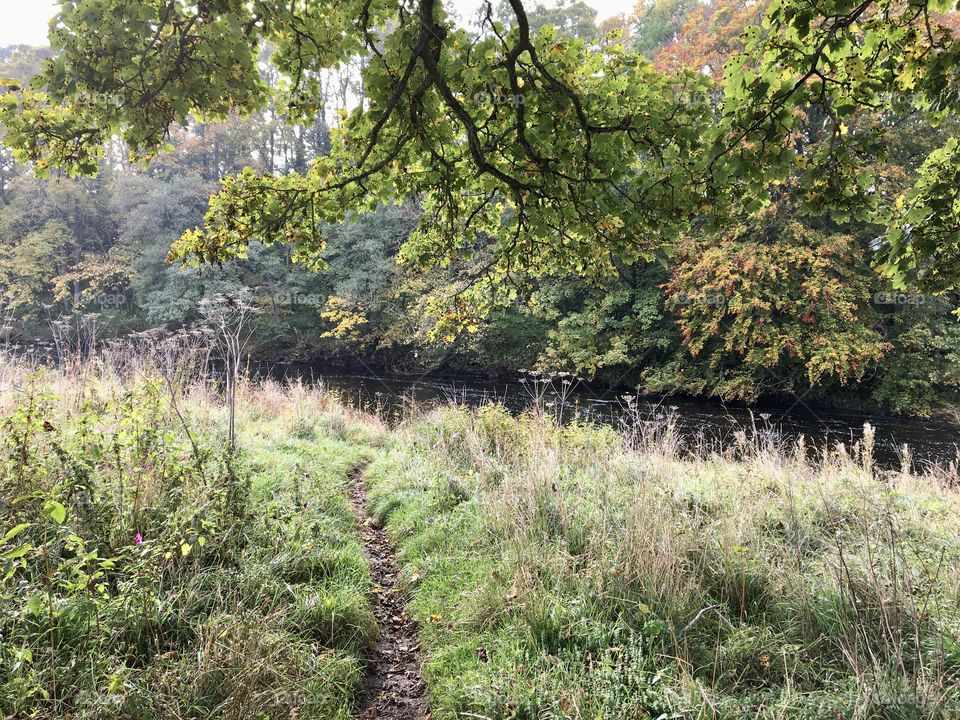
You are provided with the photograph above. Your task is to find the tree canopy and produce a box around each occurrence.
[1,0,960,319]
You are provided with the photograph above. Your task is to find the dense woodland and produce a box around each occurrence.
[1,1,959,416]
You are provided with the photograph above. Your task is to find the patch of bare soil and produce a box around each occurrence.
[348,466,429,720]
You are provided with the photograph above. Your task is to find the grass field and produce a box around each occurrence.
[365,406,960,719]
[0,361,382,719]
[1,356,959,719]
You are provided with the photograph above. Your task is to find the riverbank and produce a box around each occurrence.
[255,355,960,423]
[1,359,959,718]
[10,337,960,425]
[247,364,960,470]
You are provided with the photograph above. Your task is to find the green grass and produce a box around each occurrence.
[0,370,379,719]
[4,360,960,720]
[365,405,960,719]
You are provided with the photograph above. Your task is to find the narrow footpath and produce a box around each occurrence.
[348,466,430,720]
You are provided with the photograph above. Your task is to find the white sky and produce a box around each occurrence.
[0,0,637,48]
[0,1,59,47]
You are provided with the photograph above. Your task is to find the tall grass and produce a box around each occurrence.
[0,352,383,720]
[4,346,959,719]
[366,404,960,719]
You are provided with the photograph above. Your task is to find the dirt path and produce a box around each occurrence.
[348,466,430,720]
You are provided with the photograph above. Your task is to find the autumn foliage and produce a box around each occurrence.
[667,208,889,400]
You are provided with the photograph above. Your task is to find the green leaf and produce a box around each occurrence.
[42,500,66,524]
[2,523,31,544]
[26,595,44,616]
[3,543,32,560]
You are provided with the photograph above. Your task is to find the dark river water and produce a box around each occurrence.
[262,366,960,472]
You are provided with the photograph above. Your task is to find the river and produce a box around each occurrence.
[262,366,960,472]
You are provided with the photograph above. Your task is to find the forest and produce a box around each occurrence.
[1,1,960,416]
[3,1,960,719]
